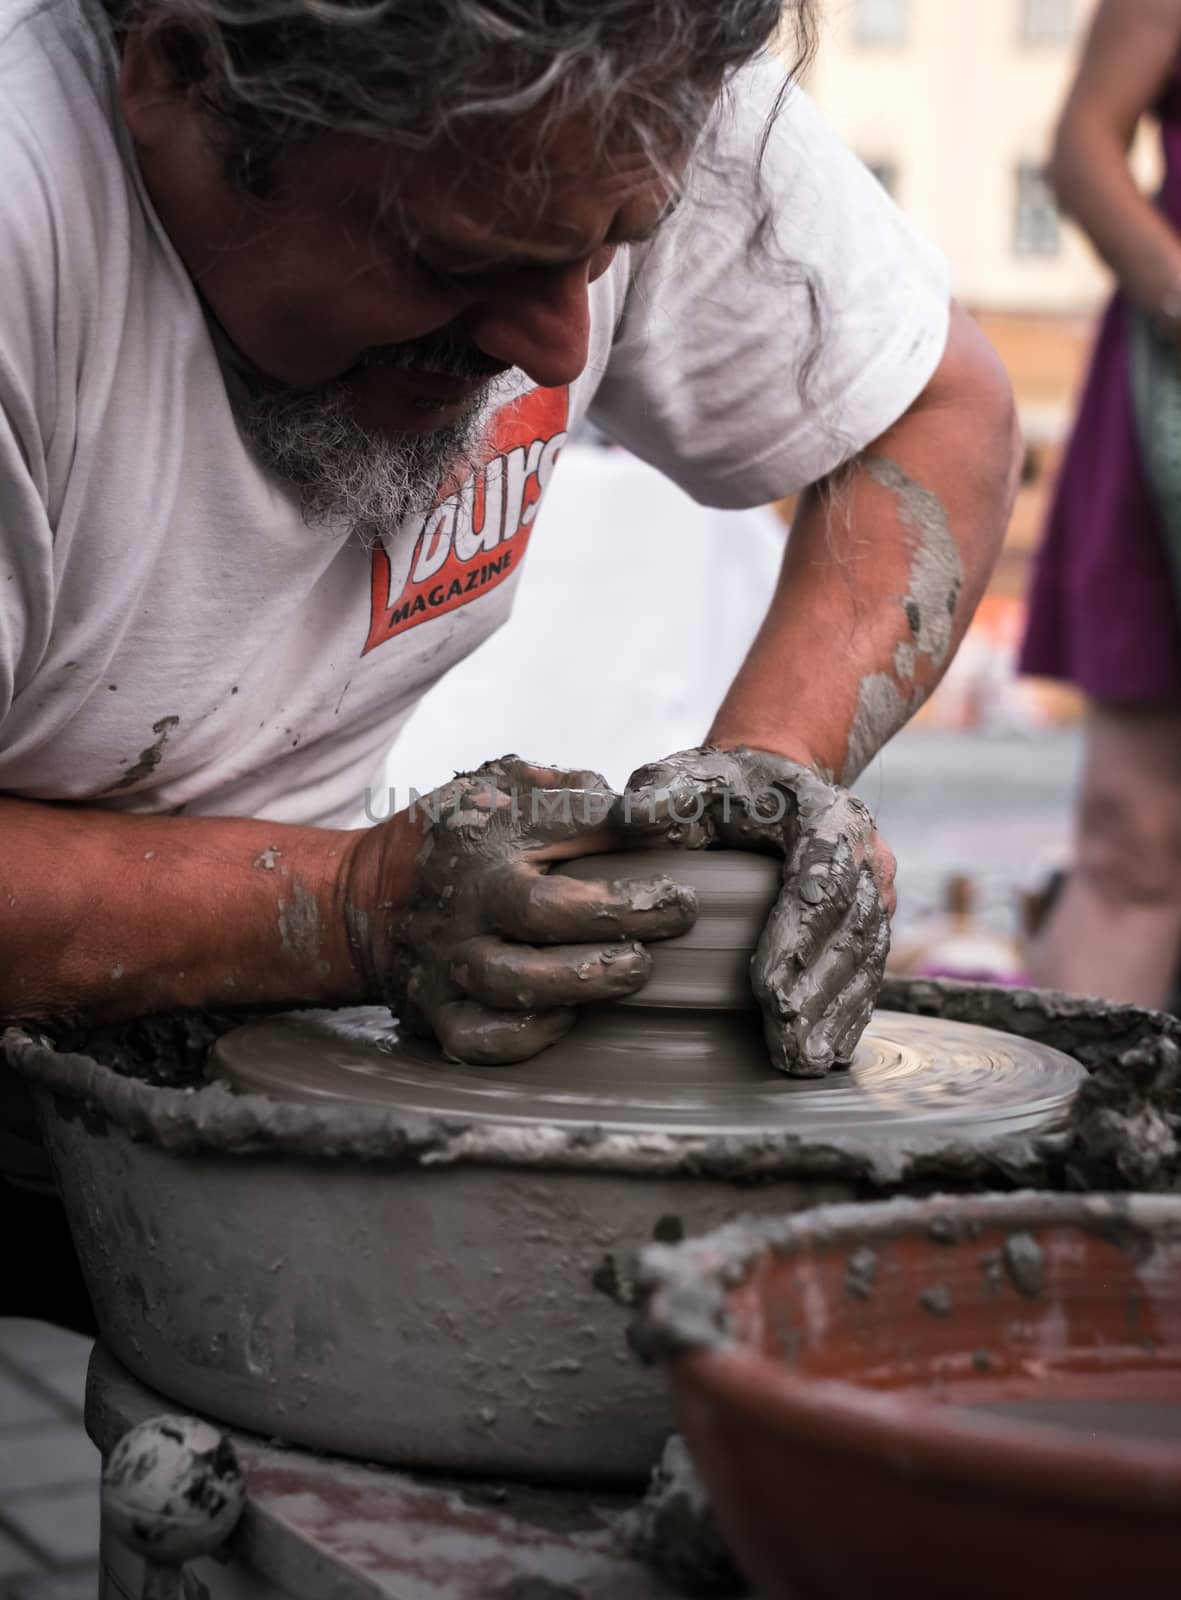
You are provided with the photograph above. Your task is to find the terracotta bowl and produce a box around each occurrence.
[636,1193,1181,1600]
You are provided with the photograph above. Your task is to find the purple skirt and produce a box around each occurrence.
[1019,294,1181,703]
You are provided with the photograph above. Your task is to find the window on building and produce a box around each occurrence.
[1014,162,1061,257]
[1021,0,1074,43]
[855,0,907,47]
[866,160,900,198]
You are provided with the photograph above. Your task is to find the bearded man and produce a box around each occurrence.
[0,0,1019,1326]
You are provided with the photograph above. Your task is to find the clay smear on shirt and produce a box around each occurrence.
[103,714,180,795]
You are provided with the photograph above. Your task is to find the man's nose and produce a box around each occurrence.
[468,256,606,390]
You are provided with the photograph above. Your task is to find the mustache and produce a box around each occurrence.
[355,328,511,383]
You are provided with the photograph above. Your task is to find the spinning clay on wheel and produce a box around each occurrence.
[210,851,1086,1148]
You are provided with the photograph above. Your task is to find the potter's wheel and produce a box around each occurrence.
[211,851,1085,1144]
[210,1005,1084,1140]
[22,849,1124,1485]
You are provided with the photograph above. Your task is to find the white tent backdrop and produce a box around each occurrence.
[382,443,788,800]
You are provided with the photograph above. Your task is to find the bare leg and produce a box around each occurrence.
[1028,701,1181,1008]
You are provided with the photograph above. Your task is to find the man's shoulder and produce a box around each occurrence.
[0,0,118,137]
[0,1,138,410]
[1,0,128,203]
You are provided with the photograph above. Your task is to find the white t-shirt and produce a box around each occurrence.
[0,0,951,828]
[386,446,791,797]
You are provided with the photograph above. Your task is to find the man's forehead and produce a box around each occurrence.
[406,154,679,264]
[300,109,690,261]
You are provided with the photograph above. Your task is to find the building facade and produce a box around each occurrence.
[794,0,1157,722]
[801,0,1141,314]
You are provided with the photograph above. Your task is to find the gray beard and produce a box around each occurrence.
[238,382,490,545]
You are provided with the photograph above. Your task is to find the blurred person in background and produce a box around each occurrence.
[1022,0,1181,1009]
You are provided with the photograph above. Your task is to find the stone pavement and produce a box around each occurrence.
[0,1321,98,1600]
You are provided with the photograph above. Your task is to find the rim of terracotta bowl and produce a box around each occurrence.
[643,1190,1181,1502]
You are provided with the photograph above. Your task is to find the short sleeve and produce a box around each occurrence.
[0,379,54,727]
[589,57,952,508]
[0,117,58,729]
[0,44,78,730]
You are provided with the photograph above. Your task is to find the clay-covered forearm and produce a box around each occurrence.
[708,304,1019,784]
[0,795,376,1024]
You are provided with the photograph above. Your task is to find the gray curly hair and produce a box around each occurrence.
[101,1,816,190]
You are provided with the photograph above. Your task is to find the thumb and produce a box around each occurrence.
[614,763,715,848]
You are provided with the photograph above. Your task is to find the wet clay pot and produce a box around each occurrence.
[1,854,1101,1484]
[637,1193,1181,1599]
[202,852,1085,1150]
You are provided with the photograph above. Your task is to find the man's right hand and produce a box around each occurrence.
[341,756,697,1064]
[0,762,695,1049]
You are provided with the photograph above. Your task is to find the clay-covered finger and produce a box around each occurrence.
[459,756,622,854]
[620,747,809,852]
[790,951,885,1077]
[768,967,877,1079]
[758,830,862,983]
[795,895,885,1069]
[431,998,578,1065]
[773,867,880,1023]
[475,755,612,793]
[757,906,865,1045]
[615,794,713,851]
[482,863,697,944]
[761,879,887,1076]
[827,919,892,1063]
[625,748,741,805]
[529,763,613,794]
[450,935,653,1009]
[515,762,625,853]
[512,790,623,854]
[869,835,899,919]
[617,749,742,846]
[756,870,885,1076]
[468,754,611,794]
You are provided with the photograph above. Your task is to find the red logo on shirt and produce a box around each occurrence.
[363,385,569,654]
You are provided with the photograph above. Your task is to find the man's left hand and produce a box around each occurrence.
[618,746,895,1077]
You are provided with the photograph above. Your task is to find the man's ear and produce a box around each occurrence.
[118,16,212,149]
